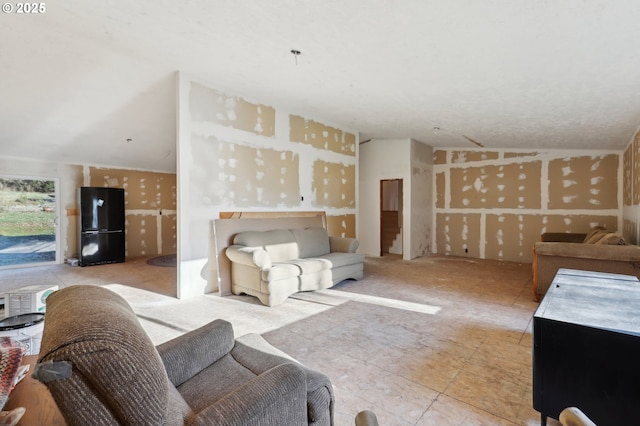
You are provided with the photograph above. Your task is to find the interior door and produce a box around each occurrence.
[380,179,403,256]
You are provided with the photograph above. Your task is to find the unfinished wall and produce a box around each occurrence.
[410,140,433,258]
[0,158,176,265]
[178,74,358,297]
[359,138,432,260]
[623,130,640,244]
[435,149,621,263]
[84,166,177,259]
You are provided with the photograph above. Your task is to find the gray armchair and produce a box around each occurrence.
[33,285,334,425]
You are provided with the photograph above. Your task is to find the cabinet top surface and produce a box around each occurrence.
[534,268,640,335]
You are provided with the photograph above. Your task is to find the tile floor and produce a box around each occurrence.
[0,255,559,426]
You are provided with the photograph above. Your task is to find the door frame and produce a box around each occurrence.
[379,178,403,256]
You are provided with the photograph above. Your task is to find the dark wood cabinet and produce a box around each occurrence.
[533,269,640,426]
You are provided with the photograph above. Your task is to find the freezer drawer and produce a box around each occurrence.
[80,232,125,266]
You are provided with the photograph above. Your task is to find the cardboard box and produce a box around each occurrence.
[5,285,58,318]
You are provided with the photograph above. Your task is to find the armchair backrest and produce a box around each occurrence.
[34,285,172,426]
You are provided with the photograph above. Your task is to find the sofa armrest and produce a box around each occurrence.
[534,242,640,262]
[225,245,272,270]
[188,363,307,426]
[329,236,359,253]
[157,319,235,387]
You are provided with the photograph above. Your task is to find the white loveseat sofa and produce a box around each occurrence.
[225,227,364,306]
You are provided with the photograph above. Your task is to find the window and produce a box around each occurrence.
[0,177,58,267]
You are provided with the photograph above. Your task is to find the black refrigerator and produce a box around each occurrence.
[78,187,125,266]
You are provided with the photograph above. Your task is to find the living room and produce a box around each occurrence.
[2,2,640,425]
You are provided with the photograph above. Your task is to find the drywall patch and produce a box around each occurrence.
[486,213,618,263]
[344,132,357,154]
[624,144,633,207]
[312,160,355,208]
[450,161,541,209]
[88,167,120,188]
[191,133,300,207]
[504,152,539,158]
[161,214,177,254]
[433,150,447,165]
[289,115,355,156]
[435,213,481,257]
[189,82,275,137]
[548,155,618,210]
[89,168,176,210]
[326,214,356,238]
[451,151,499,163]
[126,214,158,258]
[485,214,543,262]
[435,172,445,209]
[540,215,617,234]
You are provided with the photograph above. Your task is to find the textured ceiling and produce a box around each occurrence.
[2,1,640,172]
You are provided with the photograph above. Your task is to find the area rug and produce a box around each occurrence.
[146,254,176,267]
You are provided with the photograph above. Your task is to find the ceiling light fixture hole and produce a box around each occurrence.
[290,49,301,65]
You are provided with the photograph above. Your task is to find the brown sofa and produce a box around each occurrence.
[33,285,334,425]
[532,229,640,301]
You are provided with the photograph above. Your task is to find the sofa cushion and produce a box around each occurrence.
[263,259,332,281]
[317,252,366,269]
[291,227,330,258]
[177,353,257,413]
[583,226,608,244]
[595,233,626,245]
[233,229,299,262]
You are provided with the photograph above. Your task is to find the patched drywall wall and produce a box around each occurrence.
[178,74,358,297]
[435,149,621,263]
[190,134,300,207]
[0,159,176,264]
[436,213,482,257]
[85,166,177,259]
[312,161,355,208]
[290,115,356,156]
[547,155,618,209]
[449,162,542,209]
[190,82,276,137]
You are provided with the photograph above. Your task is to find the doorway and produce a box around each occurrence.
[0,177,59,268]
[380,179,403,256]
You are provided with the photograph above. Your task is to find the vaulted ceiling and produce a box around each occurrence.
[2,1,640,173]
